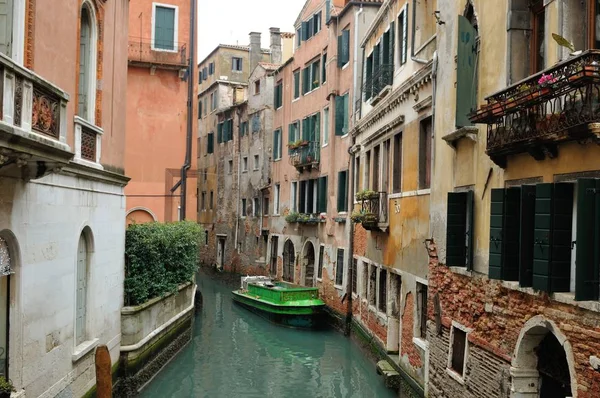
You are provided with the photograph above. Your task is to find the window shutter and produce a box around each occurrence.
[302,68,309,94]
[335,95,344,135]
[519,185,536,287]
[488,189,505,280]
[302,21,309,40]
[389,22,395,68]
[456,15,478,128]
[288,123,294,144]
[155,6,176,50]
[294,71,300,98]
[337,34,344,67]
[373,44,380,80]
[0,0,13,56]
[575,178,600,300]
[337,171,348,212]
[401,7,408,64]
[322,53,327,82]
[342,29,350,65]
[465,189,475,270]
[299,181,306,213]
[489,188,521,280]
[217,124,223,143]
[365,55,373,100]
[315,112,321,143]
[301,118,309,141]
[318,176,327,213]
[446,192,468,266]
[207,133,214,153]
[326,0,331,22]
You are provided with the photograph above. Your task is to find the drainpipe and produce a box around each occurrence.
[411,0,428,64]
[352,5,364,121]
[180,0,196,220]
[429,50,438,230]
[234,107,242,262]
[345,143,358,337]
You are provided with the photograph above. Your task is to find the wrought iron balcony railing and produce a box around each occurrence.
[469,50,600,168]
[0,52,72,180]
[363,64,394,102]
[288,141,320,170]
[359,191,388,231]
[128,37,187,69]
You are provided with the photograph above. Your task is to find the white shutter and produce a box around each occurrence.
[0,0,13,57]
[402,5,408,64]
[76,235,87,345]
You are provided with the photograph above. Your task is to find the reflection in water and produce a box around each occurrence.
[141,269,395,398]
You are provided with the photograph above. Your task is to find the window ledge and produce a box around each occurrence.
[501,281,600,313]
[446,368,466,385]
[342,63,349,70]
[72,338,99,363]
[442,126,478,148]
[71,158,104,170]
[388,189,431,200]
[74,116,103,135]
[449,266,472,277]
[413,337,429,351]
[334,284,344,291]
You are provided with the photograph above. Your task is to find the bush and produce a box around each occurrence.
[125,221,202,306]
[0,376,15,394]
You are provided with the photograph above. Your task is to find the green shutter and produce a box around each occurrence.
[288,123,294,144]
[519,185,536,287]
[533,183,553,292]
[207,133,214,154]
[217,123,223,143]
[465,190,475,270]
[337,171,347,212]
[343,94,349,135]
[389,22,395,67]
[155,6,175,50]
[575,178,600,300]
[334,94,347,136]
[322,54,327,82]
[488,189,505,279]
[318,176,327,213]
[302,118,309,141]
[302,68,309,94]
[302,22,309,40]
[315,112,320,143]
[342,29,350,65]
[489,188,520,280]
[273,130,278,158]
[446,192,468,267]
[337,35,344,67]
[294,71,300,98]
[456,15,478,128]
[365,55,373,100]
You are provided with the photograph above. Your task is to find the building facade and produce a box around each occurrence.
[429,1,600,397]
[0,0,129,396]
[125,0,197,224]
[350,0,436,394]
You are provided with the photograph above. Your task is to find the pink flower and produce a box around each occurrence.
[538,73,557,86]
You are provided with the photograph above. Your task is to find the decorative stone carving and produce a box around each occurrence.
[32,88,60,138]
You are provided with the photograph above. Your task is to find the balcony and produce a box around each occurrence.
[0,53,72,180]
[363,64,394,105]
[469,50,600,168]
[128,37,188,70]
[352,191,388,231]
[288,141,320,171]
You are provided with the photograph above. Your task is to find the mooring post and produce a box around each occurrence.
[95,345,112,398]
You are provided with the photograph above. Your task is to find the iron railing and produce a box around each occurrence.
[128,37,187,68]
[289,141,320,170]
[363,64,394,101]
[360,191,388,229]
[469,50,600,167]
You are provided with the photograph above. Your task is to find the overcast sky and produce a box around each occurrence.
[197,0,306,62]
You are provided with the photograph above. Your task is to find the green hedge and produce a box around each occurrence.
[125,221,202,306]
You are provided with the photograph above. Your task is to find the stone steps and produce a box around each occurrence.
[376,359,401,389]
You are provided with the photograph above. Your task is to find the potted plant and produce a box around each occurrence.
[285,212,299,223]
[356,189,378,201]
[0,376,15,398]
[297,214,310,223]
[350,211,365,223]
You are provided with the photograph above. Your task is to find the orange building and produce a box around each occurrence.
[125,0,197,223]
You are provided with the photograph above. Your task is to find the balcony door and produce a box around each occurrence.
[0,0,12,57]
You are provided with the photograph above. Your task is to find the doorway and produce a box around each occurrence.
[217,236,225,270]
[303,242,315,287]
[270,236,278,277]
[282,240,295,283]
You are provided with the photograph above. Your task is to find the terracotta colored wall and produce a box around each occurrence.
[125,0,197,222]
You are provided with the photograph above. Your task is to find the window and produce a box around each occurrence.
[198,100,202,118]
[263,197,269,216]
[228,159,233,174]
[448,325,468,378]
[337,170,348,212]
[300,11,322,41]
[76,233,89,345]
[207,132,214,154]
[335,248,345,286]
[311,60,320,90]
[201,191,206,210]
[365,151,371,190]
[531,1,545,73]
[252,114,260,133]
[318,245,325,279]
[153,4,177,51]
[254,80,261,94]
[288,121,299,145]
[591,0,600,49]
[446,190,474,269]
[78,4,97,121]
[419,117,432,189]
[274,184,280,215]
[335,93,349,136]
[274,81,283,108]
[204,231,209,245]
[373,145,380,192]
[417,282,428,339]
[364,53,373,100]
[368,265,376,305]
[209,62,214,75]
[296,27,302,48]
[301,113,320,143]
[354,156,360,198]
[322,53,327,83]
[297,178,326,214]
[337,29,350,67]
[291,181,298,212]
[240,121,248,137]
[456,11,478,127]
[203,169,207,182]
[242,157,248,172]
[211,91,217,110]
[270,236,279,275]
[210,191,214,209]
[393,132,402,193]
[273,129,282,160]
[351,258,358,294]
[232,57,243,71]
[253,198,259,217]
[302,59,320,94]
[293,70,300,99]
[253,155,259,170]
[317,176,327,213]
[203,98,207,116]
[378,269,387,313]
[322,107,329,146]
[398,5,408,65]
[241,198,247,217]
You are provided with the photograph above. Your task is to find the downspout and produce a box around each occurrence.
[345,143,357,337]
[430,50,438,232]
[411,0,428,64]
[352,5,363,122]
[234,107,242,261]
[180,0,196,220]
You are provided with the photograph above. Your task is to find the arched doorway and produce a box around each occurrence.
[302,242,315,287]
[511,316,576,398]
[126,207,157,226]
[282,240,295,283]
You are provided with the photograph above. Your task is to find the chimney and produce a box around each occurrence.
[249,32,262,72]
[269,27,282,65]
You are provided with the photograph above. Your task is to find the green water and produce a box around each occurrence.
[141,268,396,398]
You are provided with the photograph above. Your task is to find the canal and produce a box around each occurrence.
[141,268,396,398]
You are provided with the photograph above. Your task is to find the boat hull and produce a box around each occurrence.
[232,291,325,329]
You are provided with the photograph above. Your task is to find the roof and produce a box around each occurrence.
[258,62,280,71]
[199,44,271,66]
[281,32,295,39]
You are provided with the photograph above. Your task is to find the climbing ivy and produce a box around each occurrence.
[125,221,202,306]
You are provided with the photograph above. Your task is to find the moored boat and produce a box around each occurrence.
[232,276,325,329]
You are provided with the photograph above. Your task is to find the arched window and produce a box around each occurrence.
[283,240,295,283]
[0,237,11,378]
[75,233,89,345]
[78,3,97,122]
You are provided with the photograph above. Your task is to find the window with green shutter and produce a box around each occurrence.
[575,178,600,301]
[154,5,176,51]
[302,67,310,95]
[294,70,300,99]
[335,94,348,136]
[337,29,350,67]
[456,15,478,128]
[322,53,327,83]
[446,191,474,269]
[207,132,214,154]
[318,176,328,213]
[488,188,521,281]
[389,22,395,69]
[532,183,573,293]
[398,6,408,65]
[337,170,348,212]
[519,185,536,287]
[273,129,282,160]
[217,123,223,143]
[274,82,283,108]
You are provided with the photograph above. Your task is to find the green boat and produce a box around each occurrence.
[232,276,325,329]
